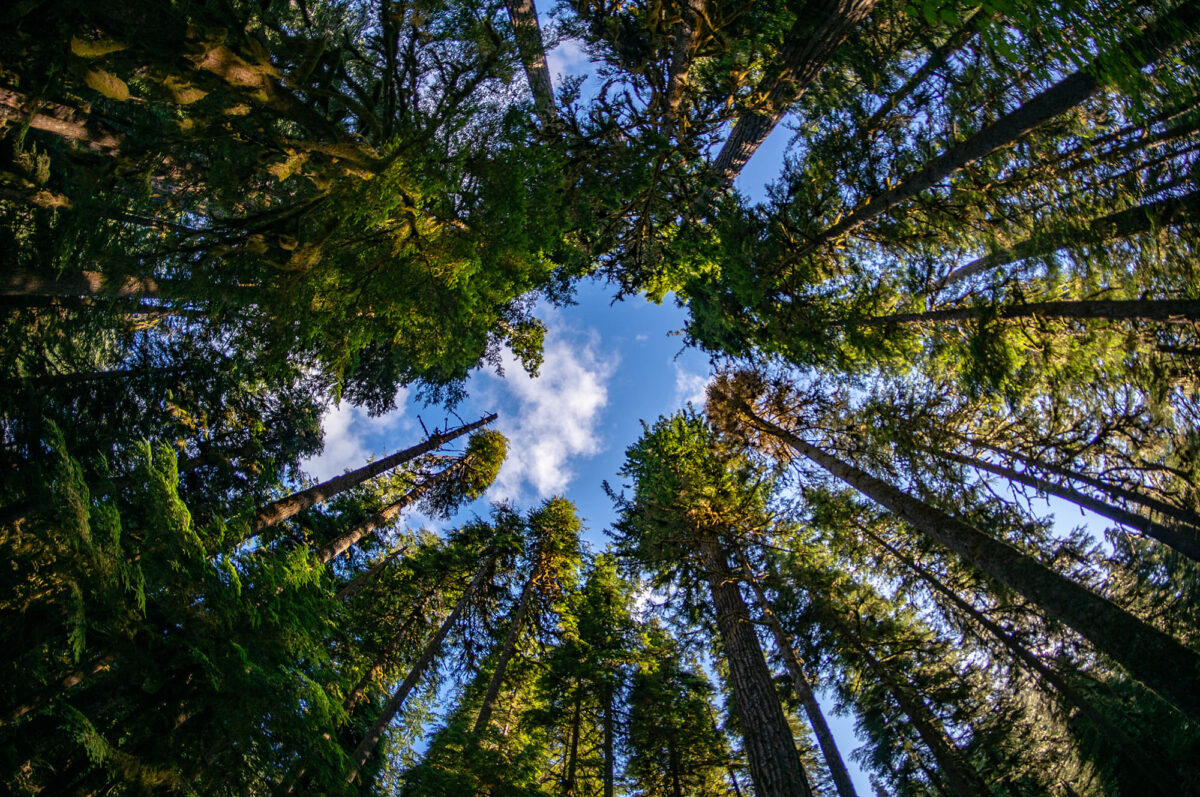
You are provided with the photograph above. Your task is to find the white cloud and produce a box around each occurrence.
[547,38,590,80]
[485,328,616,502]
[303,388,412,482]
[673,362,711,409]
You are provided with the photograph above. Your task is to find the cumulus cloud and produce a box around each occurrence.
[673,362,711,409]
[485,329,616,502]
[303,388,412,482]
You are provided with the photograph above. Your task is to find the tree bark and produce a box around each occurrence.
[864,298,1200,326]
[698,533,813,797]
[473,569,537,736]
[740,408,1200,723]
[665,0,707,114]
[313,465,456,564]
[941,189,1200,286]
[344,553,495,785]
[736,555,859,797]
[851,638,990,797]
[961,435,1200,532]
[933,446,1200,562]
[603,685,615,797]
[249,413,495,532]
[712,0,878,183]
[799,1,1200,255]
[564,689,582,795]
[861,523,1177,795]
[860,7,988,142]
[504,0,556,123]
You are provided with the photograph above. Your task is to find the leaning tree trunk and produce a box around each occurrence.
[958,434,1200,532]
[861,523,1177,795]
[863,298,1200,326]
[313,460,467,564]
[697,533,814,797]
[248,413,495,533]
[504,0,556,123]
[940,188,1200,286]
[473,568,538,736]
[736,555,859,797]
[932,446,1200,562]
[849,635,990,797]
[799,0,1200,255]
[343,552,496,785]
[712,0,878,183]
[737,406,1200,723]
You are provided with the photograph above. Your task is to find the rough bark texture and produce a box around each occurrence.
[698,533,813,797]
[603,686,615,797]
[737,559,858,797]
[868,298,1200,325]
[712,0,878,183]
[863,524,1176,795]
[744,409,1200,723]
[801,1,1200,255]
[936,447,1200,562]
[504,0,556,122]
[250,414,495,532]
[853,640,990,797]
[941,189,1200,285]
[345,555,494,784]
[473,570,536,736]
[665,0,707,113]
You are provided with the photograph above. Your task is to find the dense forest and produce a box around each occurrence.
[2,0,1199,794]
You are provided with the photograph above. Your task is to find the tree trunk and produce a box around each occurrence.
[712,0,878,183]
[852,638,990,797]
[504,0,556,122]
[861,523,1177,795]
[473,568,537,736]
[736,555,859,797]
[864,298,1200,326]
[335,544,411,602]
[933,446,1200,562]
[249,413,495,533]
[564,689,582,795]
[344,553,495,785]
[314,464,458,564]
[698,533,813,797]
[665,0,707,114]
[941,189,1200,286]
[603,685,615,797]
[860,7,988,142]
[961,435,1200,532]
[741,407,1200,723]
[799,1,1200,255]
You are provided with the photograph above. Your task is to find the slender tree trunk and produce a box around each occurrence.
[713,0,878,182]
[735,555,859,797]
[933,446,1200,562]
[564,689,582,795]
[850,637,990,797]
[698,533,813,797]
[739,407,1200,723]
[800,1,1200,255]
[314,463,459,564]
[0,87,122,153]
[860,6,988,141]
[603,685,615,797]
[861,523,1177,795]
[335,545,411,601]
[504,0,556,122]
[864,298,1200,326]
[941,189,1200,286]
[344,553,495,785]
[343,592,436,712]
[960,435,1200,532]
[668,733,684,797]
[249,413,495,532]
[473,570,537,736]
